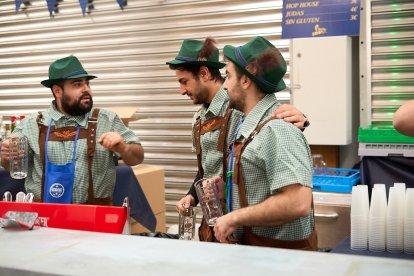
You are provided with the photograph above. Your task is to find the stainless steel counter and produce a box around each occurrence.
[1,227,414,276]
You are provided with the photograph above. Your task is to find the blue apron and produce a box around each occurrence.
[43,119,80,204]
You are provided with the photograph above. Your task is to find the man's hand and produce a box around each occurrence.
[98,132,144,166]
[214,212,237,243]
[175,194,195,213]
[0,139,10,170]
[98,132,125,153]
[271,104,308,129]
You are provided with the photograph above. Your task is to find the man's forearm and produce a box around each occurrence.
[118,143,144,166]
[230,184,312,228]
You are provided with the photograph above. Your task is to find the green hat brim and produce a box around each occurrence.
[166,59,225,69]
[41,74,97,88]
[223,45,286,93]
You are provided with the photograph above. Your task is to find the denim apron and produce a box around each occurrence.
[43,119,80,204]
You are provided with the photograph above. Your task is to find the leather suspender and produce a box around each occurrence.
[193,108,233,178]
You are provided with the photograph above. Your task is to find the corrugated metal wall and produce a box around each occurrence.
[370,0,414,127]
[0,0,289,226]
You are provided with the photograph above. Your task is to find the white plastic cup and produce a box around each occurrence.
[351,185,369,250]
[404,189,414,254]
[9,136,28,179]
[387,187,403,253]
[369,185,387,252]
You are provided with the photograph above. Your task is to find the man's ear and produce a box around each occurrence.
[51,84,62,99]
[199,66,210,81]
[240,74,252,89]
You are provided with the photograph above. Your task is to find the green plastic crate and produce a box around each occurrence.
[358,126,414,144]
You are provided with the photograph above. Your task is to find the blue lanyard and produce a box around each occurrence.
[226,116,245,213]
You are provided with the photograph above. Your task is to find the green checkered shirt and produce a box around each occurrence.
[191,86,243,178]
[231,94,314,241]
[12,102,141,203]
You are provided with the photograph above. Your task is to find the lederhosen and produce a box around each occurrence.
[193,108,233,242]
[232,118,318,250]
[36,108,112,205]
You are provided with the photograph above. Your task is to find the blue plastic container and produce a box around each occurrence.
[312,168,360,193]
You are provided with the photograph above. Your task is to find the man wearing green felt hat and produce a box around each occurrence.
[168,37,310,242]
[212,36,317,250]
[1,55,144,205]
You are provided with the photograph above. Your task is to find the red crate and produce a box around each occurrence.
[0,202,127,234]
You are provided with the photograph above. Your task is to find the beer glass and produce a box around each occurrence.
[195,178,223,226]
[9,136,28,179]
[179,206,196,240]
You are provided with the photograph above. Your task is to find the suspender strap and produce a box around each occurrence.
[194,118,204,178]
[193,108,233,179]
[86,108,100,204]
[233,118,318,250]
[217,108,233,176]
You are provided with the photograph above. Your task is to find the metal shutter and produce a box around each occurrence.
[360,0,414,127]
[0,0,289,227]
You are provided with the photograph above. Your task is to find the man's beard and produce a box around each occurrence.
[192,80,210,105]
[228,88,246,112]
[61,92,93,116]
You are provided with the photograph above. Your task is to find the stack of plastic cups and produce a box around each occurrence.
[351,185,369,250]
[369,184,387,252]
[404,188,414,254]
[386,186,404,253]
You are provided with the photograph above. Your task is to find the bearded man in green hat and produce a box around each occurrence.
[168,37,309,242]
[212,36,317,250]
[1,55,144,205]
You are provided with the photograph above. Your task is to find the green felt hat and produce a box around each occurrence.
[166,39,225,69]
[223,36,287,93]
[41,56,97,88]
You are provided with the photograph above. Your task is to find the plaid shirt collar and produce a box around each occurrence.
[237,93,278,140]
[202,85,228,118]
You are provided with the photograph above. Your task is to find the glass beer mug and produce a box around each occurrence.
[9,136,28,179]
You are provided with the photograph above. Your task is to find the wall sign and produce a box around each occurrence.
[282,0,360,39]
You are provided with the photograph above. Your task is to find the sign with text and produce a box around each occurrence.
[282,0,360,39]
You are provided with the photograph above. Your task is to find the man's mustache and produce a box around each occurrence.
[80,93,92,100]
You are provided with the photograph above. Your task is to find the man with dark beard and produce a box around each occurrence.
[0,56,144,204]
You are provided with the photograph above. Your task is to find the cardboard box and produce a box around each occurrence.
[106,107,138,127]
[132,164,165,215]
[130,211,166,234]
[130,164,166,233]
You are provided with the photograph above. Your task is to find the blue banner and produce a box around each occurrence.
[46,0,56,16]
[282,0,360,39]
[15,0,22,13]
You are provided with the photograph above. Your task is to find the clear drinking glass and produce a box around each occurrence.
[194,178,223,226]
[179,206,196,240]
[9,136,28,179]
[312,154,326,175]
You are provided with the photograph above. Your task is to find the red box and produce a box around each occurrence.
[0,202,127,234]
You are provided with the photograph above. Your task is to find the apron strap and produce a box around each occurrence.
[233,117,318,250]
